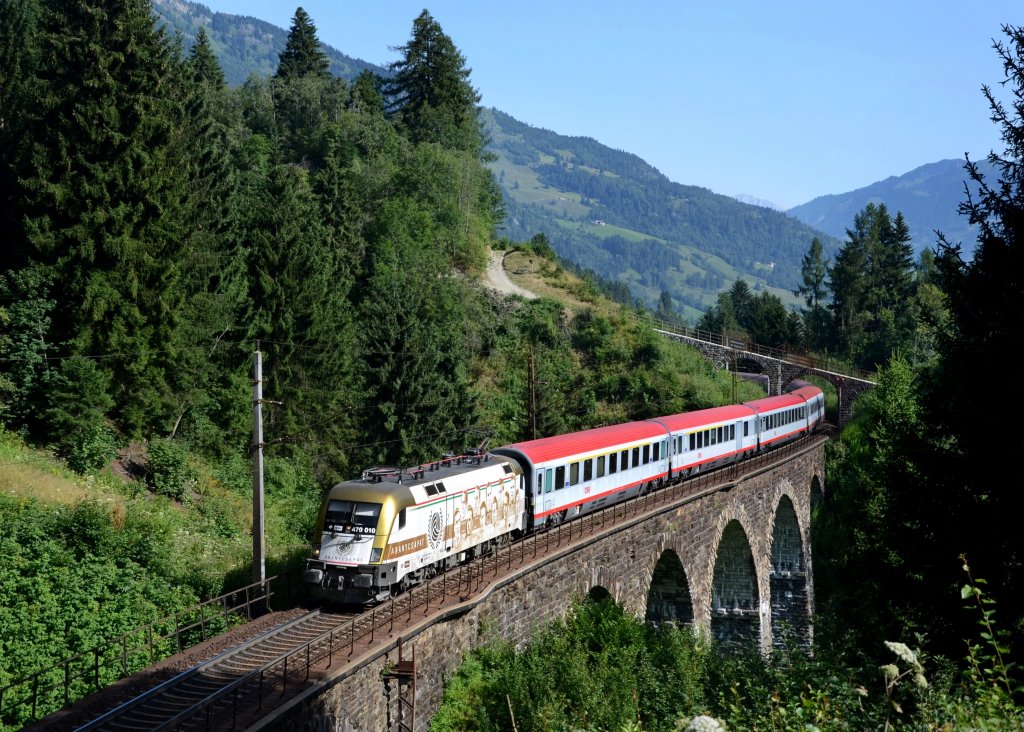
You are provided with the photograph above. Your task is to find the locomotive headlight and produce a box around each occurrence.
[369,547,382,563]
[312,544,321,558]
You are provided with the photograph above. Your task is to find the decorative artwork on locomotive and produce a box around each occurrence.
[317,499,380,565]
[382,467,522,570]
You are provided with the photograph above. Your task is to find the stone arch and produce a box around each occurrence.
[810,473,825,518]
[735,355,765,374]
[645,549,694,627]
[710,519,760,647]
[769,495,809,649]
[586,585,613,603]
[588,564,641,615]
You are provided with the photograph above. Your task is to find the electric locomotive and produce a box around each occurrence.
[303,452,523,604]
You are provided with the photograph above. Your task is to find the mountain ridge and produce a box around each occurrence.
[786,157,992,257]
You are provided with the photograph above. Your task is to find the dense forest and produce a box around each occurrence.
[1,0,1023,729]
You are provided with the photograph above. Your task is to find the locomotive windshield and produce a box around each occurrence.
[324,500,381,535]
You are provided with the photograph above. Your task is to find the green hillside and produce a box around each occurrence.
[484,108,842,321]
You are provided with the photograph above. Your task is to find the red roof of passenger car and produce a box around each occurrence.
[745,386,821,413]
[497,421,666,464]
[652,404,755,431]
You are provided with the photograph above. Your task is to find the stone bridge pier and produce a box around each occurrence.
[264,441,826,732]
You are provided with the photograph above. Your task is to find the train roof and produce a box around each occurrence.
[651,404,755,431]
[745,386,821,413]
[329,453,513,495]
[496,420,666,465]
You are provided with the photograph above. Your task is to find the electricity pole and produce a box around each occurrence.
[529,346,537,440]
[252,347,266,587]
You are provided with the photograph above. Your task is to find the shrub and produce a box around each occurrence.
[147,437,193,500]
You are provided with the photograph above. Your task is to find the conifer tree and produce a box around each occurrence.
[796,237,831,351]
[272,8,348,166]
[186,27,225,88]
[827,231,868,360]
[350,69,385,115]
[275,7,330,80]
[0,0,43,271]
[386,10,483,153]
[12,0,190,437]
[169,25,250,448]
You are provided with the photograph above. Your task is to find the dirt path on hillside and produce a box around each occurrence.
[485,250,537,299]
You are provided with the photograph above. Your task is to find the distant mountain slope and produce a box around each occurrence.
[151,0,384,85]
[787,158,994,256]
[150,1,993,318]
[484,108,840,319]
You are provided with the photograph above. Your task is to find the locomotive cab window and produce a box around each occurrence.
[398,508,407,530]
[325,500,380,535]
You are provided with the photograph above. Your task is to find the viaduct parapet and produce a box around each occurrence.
[259,439,826,732]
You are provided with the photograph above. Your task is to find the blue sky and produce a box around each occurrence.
[199,0,1019,210]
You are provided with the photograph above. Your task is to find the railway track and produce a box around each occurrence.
[75,610,354,731]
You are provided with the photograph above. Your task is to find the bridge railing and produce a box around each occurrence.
[640,315,875,382]
[0,572,301,730]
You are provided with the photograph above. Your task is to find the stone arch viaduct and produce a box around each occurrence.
[260,437,827,732]
[656,330,876,426]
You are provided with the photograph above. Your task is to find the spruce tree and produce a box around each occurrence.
[186,27,225,88]
[796,237,831,352]
[350,69,385,115]
[0,0,43,271]
[272,8,348,166]
[275,7,330,80]
[386,10,483,152]
[355,199,474,466]
[170,24,250,449]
